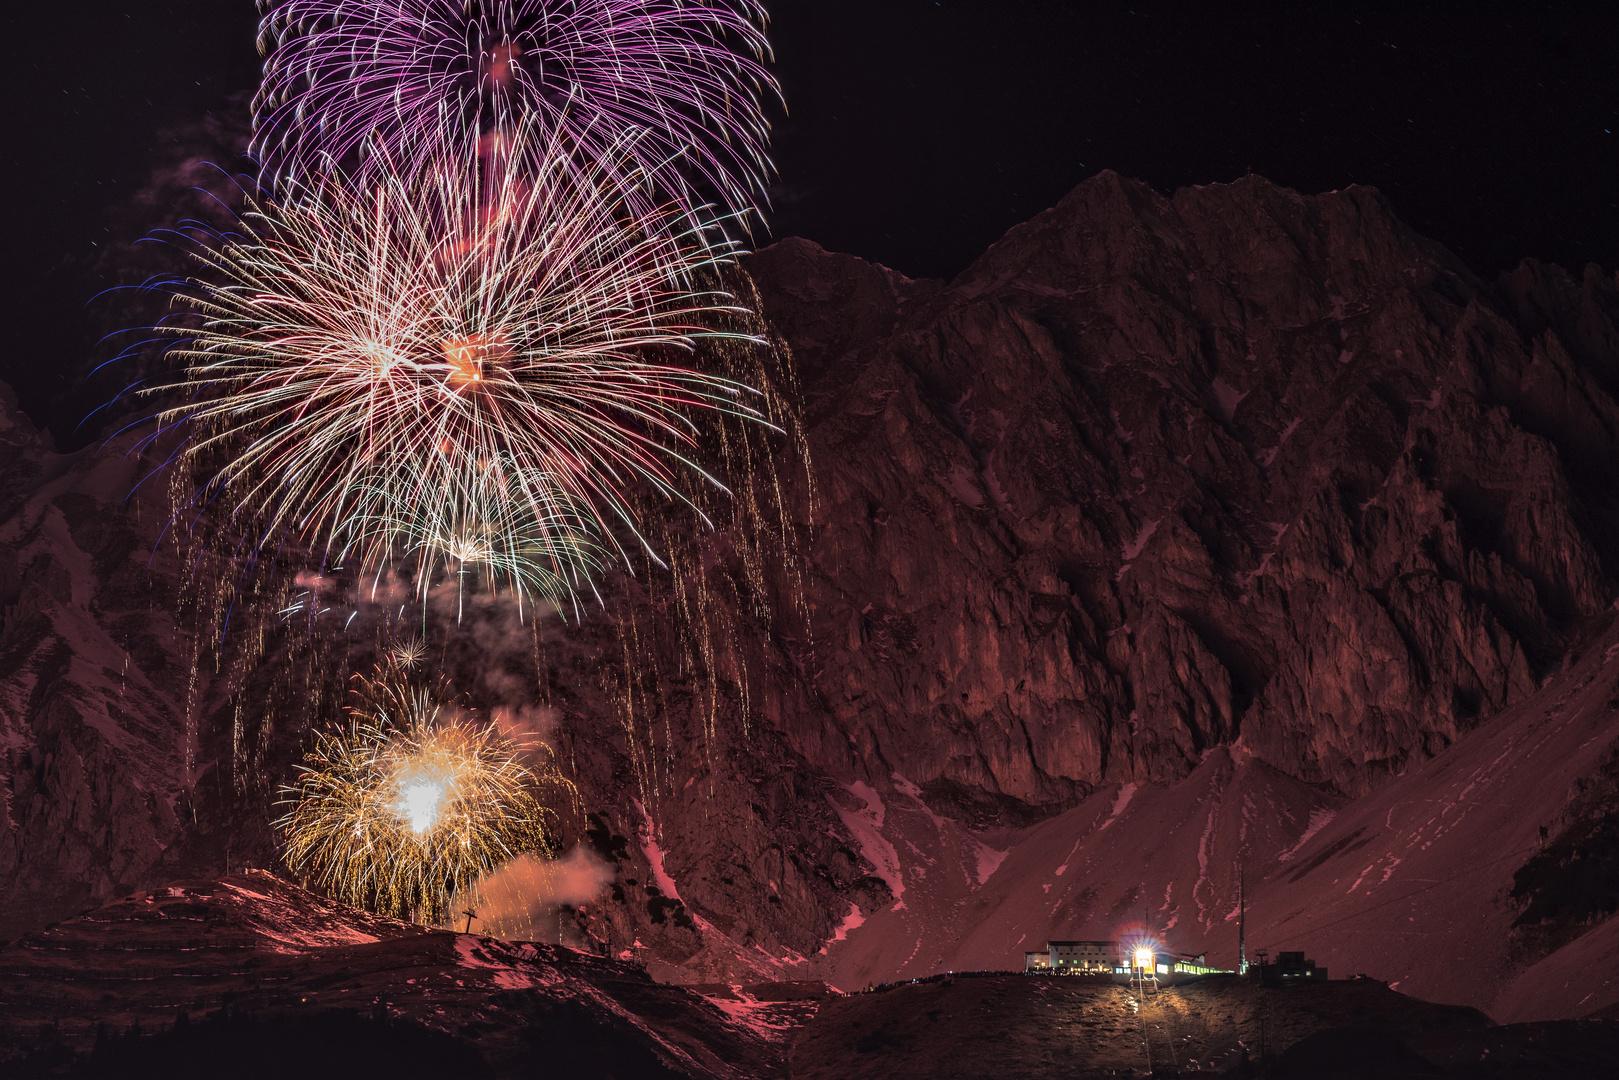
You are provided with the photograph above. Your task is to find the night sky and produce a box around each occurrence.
[2,1,1616,446]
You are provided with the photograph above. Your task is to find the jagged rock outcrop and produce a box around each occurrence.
[752,172,1619,806]
[0,389,195,936]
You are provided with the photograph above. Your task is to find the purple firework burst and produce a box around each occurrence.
[254,0,780,233]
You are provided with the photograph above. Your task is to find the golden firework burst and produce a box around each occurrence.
[278,675,561,922]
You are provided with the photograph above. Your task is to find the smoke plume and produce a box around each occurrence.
[445,847,615,944]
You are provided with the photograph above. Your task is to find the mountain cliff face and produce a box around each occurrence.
[0,390,199,935]
[5,171,1619,1021]
[755,172,1619,807]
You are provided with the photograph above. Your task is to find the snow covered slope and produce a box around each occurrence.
[0,870,786,1078]
[808,621,1619,1023]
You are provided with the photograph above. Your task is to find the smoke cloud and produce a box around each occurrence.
[444,847,615,944]
[492,703,560,748]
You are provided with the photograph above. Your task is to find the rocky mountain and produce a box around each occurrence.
[755,172,1619,804]
[4,170,1619,1027]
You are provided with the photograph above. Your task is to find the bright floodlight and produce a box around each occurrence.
[1134,946,1154,969]
[394,772,451,834]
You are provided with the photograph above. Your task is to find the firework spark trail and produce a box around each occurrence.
[134,123,777,611]
[254,0,779,237]
[344,446,610,618]
[278,668,568,922]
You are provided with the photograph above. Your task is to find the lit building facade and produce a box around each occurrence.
[1021,939,1233,983]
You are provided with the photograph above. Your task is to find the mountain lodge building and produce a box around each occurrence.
[1023,939,1230,982]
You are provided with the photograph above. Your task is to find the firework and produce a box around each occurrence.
[253,0,779,234]
[278,673,560,922]
[136,123,773,609]
[343,445,611,616]
[387,637,428,670]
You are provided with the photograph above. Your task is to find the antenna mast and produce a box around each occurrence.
[1238,864,1247,975]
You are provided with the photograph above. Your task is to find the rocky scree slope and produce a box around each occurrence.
[4,171,1619,1002]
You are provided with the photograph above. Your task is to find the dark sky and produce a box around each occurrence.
[2,1,1617,445]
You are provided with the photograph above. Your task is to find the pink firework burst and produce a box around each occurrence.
[254,0,780,234]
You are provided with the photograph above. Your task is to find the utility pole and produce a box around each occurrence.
[1238,863,1247,976]
[462,909,478,935]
